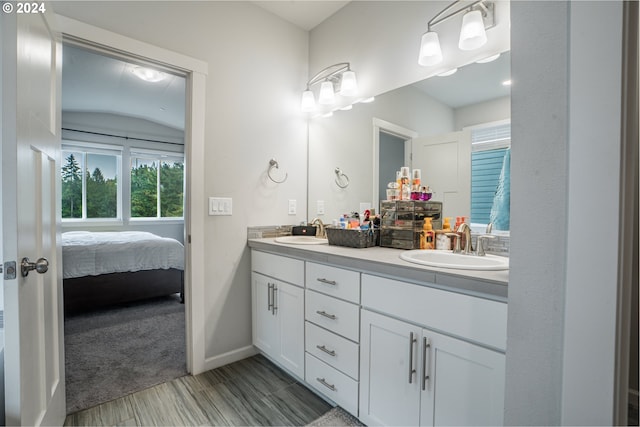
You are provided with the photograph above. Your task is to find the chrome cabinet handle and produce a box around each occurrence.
[21,257,48,277]
[316,310,337,320]
[316,345,336,357]
[267,283,273,312]
[316,278,337,286]
[272,284,278,314]
[316,377,336,391]
[422,337,431,390]
[408,332,417,384]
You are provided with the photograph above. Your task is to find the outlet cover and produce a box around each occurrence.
[288,199,297,215]
[317,200,325,215]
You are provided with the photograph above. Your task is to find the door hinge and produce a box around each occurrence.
[188,235,191,244]
[4,261,17,280]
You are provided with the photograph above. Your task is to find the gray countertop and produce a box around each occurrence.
[248,238,508,302]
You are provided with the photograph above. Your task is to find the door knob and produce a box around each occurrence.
[21,257,49,277]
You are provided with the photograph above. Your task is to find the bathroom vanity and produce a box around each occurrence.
[248,238,508,426]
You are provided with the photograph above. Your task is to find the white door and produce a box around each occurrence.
[419,329,505,426]
[252,273,278,356]
[359,309,421,426]
[274,282,304,378]
[1,6,65,426]
[412,131,471,220]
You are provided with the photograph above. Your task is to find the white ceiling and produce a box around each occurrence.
[61,3,510,130]
[62,45,186,130]
[412,51,511,109]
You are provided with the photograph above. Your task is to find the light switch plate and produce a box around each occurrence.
[209,197,232,216]
[317,200,325,215]
[288,199,297,215]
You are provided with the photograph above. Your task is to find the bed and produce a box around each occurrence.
[62,231,185,313]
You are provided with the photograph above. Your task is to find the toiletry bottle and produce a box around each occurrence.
[420,218,435,250]
[411,169,421,200]
[396,171,403,200]
[400,167,410,200]
[435,217,452,250]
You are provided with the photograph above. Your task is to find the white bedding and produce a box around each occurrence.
[62,231,184,279]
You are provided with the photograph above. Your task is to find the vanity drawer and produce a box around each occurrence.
[305,321,359,380]
[361,274,507,351]
[305,353,359,417]
[305,290,360,342]
[306,262,360,303]
[252,250,304,285]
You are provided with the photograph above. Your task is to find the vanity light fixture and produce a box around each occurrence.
[131,66,166,83]
[418,0,495,67]
[301,62,358,113]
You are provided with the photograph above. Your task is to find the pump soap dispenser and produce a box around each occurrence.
[420,217,435,250]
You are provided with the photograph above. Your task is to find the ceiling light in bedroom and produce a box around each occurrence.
[132,66,166,83]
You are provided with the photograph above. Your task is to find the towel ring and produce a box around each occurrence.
[334,167,349,188]
[268,158,288,184]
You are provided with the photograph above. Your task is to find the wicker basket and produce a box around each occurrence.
[325,227,379,248]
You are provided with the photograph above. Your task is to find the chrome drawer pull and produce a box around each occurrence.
[408,332,417,384]
[316,310,337,320]
[316,377,336,391]
[317,278,337,286]
[316,345,336,357]
[267,283,273,312]
[422,337,431,390]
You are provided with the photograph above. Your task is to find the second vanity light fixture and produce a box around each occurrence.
[301,62,358,113]
[418,0,495,67]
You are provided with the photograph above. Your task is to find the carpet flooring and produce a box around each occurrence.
[64,294,187,414]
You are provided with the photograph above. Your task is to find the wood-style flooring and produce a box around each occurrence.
[64,354,332,426]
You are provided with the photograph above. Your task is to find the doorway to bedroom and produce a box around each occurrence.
[60,41,190,413]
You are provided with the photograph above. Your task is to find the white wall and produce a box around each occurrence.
[562,1,622,423]
[52,1,309,363]
[506,2,569,423]
[454,96,510,130]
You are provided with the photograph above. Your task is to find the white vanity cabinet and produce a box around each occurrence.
[304,262,361,417]
[359,274,507,426]
[251,251,305,379]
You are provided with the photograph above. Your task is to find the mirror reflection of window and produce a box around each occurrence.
[470,121,511,230]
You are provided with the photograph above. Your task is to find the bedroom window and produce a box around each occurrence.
[61,145,122,220]
[130,150,184,218]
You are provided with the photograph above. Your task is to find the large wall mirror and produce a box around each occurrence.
[307,50,511,231]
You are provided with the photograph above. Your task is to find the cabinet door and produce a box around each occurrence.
[274,281,305,379]
[360,309,421,426]
[419,329,505,426]
[252,272,278,356]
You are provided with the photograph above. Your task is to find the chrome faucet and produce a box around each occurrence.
[309,218,326,238]
[455,222,473,255]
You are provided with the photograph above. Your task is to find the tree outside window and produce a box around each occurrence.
[61,150,119,219]
[131,156,183,218]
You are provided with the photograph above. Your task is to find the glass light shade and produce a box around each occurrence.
[418,31,443,66]
[318,81,335,105]
[339,71,358,97]
[458,9,487,51]
[301,90,316,112]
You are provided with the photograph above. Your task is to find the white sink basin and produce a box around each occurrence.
[274,235,328,245]
[400,250,509,271]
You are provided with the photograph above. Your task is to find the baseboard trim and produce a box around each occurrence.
[630,389,639,408]
[201,345,257,372]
